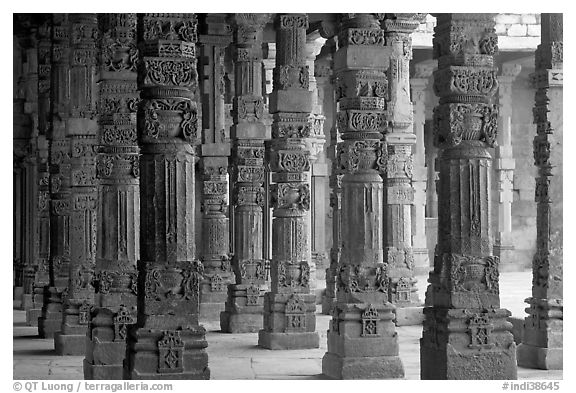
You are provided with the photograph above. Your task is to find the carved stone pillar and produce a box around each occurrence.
[54,13,99,356]
[322,13,404,379]
[198,15,234,321]
[410,61,435,276]
[14,19,40,312]
[126,13,208,379]
[220,13,270,334]
[420,13,517,379]
[29,18,53,327]
[517,13,563,371]
[493,63,521,270]
[39,14,72,339]
[83,13,139,379]
[307,38,329,287]
[258,13,319,350]
[320,44,340,315]
[261,43,275,271]
[382,14,425,326]
[28,135,51,326]
[13,27,34,306]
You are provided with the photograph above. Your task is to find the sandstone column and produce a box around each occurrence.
[220,14,270,334]
[410,61,434,275]
[494,63,521,270]
[126,13,209,379]
[517,13,563,370]
[54,13,99,356]
[318,42,340,315]
[28,135,51,326]
[420,13,517,379]
[84,13,140,379]
[382,14,426,326]
[14,19,39,311]
[258,13,319,350]
[198,14,234,321]
[322,13,403,379]
[307,38,329,287]
[29,18,53,327]
[39,14,72,339]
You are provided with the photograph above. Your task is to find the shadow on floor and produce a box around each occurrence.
[14,349,56,357]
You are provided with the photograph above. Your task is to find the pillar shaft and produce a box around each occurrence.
[258,13,319,350]
[307,39,329,286]
[84,13,140,379]
[220,13,270,334]
[322,13,403,379]
[382,15,425,324]
[198,15,234,321]
[55,13,99,356]
[320,42,340,316]
[126,13,208,379]
[517,13,563,370]
[39,14,71,339]
[420,13,517,380]
[494,63,521,269]
[410,62,435,275]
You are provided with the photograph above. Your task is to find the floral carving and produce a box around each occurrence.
[143,58,197,88]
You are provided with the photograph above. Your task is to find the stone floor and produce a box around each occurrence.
[13,271,562,380]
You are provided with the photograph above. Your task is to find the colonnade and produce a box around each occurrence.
[12,12,563,379]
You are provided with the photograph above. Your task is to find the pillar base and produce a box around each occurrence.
[321,294,334,315]
[394,305,424,326]
[258,330,319,350]
[21,294,33,311]
[54,332,87,356]
[126,327,210,380]
[85,334,127,380]
[322,351,404,379]
[494,245,520,272]
[199,302,225,322]
[508,317,524,344]
[26,308,42,326]
[413,248,430,275]
[38,313,62,338]
[83,359,123,380]
[220,310,263,333]
[517,343,563,370]
[420,342,518,379]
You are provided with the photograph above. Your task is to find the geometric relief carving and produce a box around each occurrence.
[392,277,411,303]
[467,313,494,350]
[284,294,307,332]
[246,284,260,306]
[78,301,92,325]
[210,274,226,292]
[360,304,379,337]
[113,305,136,342]
[157,330,185,373]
